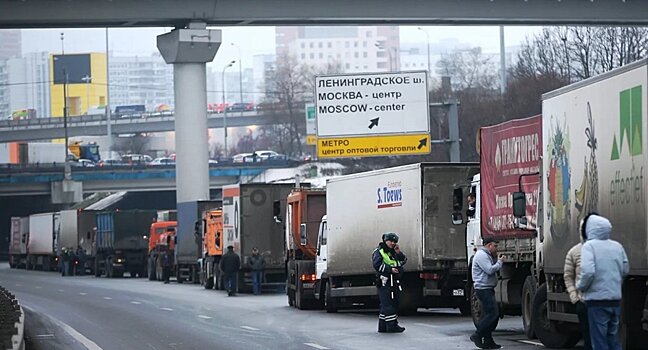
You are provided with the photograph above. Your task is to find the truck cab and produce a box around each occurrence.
[315,215,328,303]
[199,209,224,290]
[465,174,482,262]
[147,221,177,281]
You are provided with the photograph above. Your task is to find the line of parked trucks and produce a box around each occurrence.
[6,60,648,349]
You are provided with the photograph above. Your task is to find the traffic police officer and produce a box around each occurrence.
[372,232,407,333]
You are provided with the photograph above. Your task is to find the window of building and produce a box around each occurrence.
[354,42,358,48]
[363,41,367,47]
[328,42,332,48]
[345,41,350,48]
[310,53,314,59]
[363,52,368,58]
[301,53,306,59]
[301,43,305,49]
[318,42,323,48]
[366,31,373,38]
[310,42,314,49]
[345,63,350,69]
[354,52,359,58]
[319,53,324,59]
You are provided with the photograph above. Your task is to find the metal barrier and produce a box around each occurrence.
[0,286,24,350]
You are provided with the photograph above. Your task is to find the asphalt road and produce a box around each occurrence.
[0,263,550,350]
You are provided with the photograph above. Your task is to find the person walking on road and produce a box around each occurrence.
[248,248,266,295]
[471,237,504,349]
[220,245,241,296]
[372,232,407,333]
[564,213,595,350]
[76,246,86,276]
[576,214,629,350]
[60,248,69,276]
[161,248,172,284]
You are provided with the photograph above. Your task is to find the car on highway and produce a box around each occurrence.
[149,157,175,166]
[254,150,287,161]
[97,159,127,167]
[232,153,254,163]
[226,102,255,112]
[76,159,96,167]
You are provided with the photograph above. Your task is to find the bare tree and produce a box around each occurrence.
[436,47,498,91]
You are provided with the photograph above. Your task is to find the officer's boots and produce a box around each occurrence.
[378,318,387,333]
[385,320,405,333]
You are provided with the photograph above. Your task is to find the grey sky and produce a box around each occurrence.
[21,26,541,70]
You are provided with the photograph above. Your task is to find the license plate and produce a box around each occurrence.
[453,289,464,296]
[302,283,314,289]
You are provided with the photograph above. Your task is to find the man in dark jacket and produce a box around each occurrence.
[220,245,241,296]
[372,232,407,333]
[247,248,266,295]
[161,248,172,284]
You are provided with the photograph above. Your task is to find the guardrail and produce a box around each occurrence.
[0,286,24,350]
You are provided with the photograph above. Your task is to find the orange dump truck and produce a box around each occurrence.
[147,220,177,281]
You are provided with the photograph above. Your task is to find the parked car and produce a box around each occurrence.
[254,150,287,161]
[97,159,127,167]
[226,102,255,112]
[150,157,175,166]
[122,154,152,165]
[208,159,218,165]
[77,159,96,167]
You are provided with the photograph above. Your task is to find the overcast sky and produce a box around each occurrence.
[21,26,541,70]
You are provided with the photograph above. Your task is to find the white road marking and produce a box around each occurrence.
[15,284,21,287]
[103,297,112,300]
[519,340,544,346]
[240,326,260,331]
[304,343,330,350]
[197,315,212,319]
[35,286,42,289]
[79,293,87,296]
[23,306,103,350]
[57,289,64,292]
[160,307,174,311]
[414,322,440,328]
[35,334,55,338]
[130,301,142,305]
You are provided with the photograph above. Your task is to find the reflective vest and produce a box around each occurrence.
[379,248,399,267]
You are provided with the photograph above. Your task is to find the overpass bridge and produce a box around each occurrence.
[0,0,646,27]
[0,163,285,196]
[0,110,293,142]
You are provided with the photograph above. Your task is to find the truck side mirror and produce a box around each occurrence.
[299,223,307,246]
[452,188,464,211]
[452,212,463,225]
[512,192,526,218]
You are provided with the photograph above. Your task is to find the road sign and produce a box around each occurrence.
[317,133,430,158]
[305,103,317,145]
[315,71,429,137]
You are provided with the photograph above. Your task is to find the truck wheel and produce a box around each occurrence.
[296,285,306,310]
[522,276,537,339]
[532,283,580,348]
[204,273,214,289]
[148,257,156,281]
[470,285,499,330]
[324,281,338,313]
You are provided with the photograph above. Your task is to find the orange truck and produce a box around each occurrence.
[198,209,224,289]
[284,188,326,309]
[147,220,177,281]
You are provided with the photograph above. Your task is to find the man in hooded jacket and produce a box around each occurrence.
[576,214,629,350]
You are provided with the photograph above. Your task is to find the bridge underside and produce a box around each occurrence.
[0,0,646,28]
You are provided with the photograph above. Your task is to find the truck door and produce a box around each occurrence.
[315,217,328,279]
[466,180,481,263]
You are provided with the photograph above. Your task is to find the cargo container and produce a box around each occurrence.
[27,212,60,271]
[8,217,28,268]
[93,210,156,278]
[316,163,478,313]
[58,209,98,274]
[223,183,294,293]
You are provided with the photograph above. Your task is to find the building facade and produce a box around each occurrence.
[275,26,400,73]
[6,52,51,118]
[108,53,174,111]
[50,52,107,117]
[0,30,21,61]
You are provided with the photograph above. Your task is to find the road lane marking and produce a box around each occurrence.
[15,284,21,287]
[35,334,55,338]
[23,306,103,350]
[57,289,64,292]
[79,293,87,296]
[304,343,329,350]
[160,307,174,311]
[35,286,42,289]
[197,315,212,319]
[103,297,112,300]
[519,340,543,346]
[240,326,259,331]
[130,301,142,305]
[414,322,439,328]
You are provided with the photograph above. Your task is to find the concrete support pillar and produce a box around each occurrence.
[157,23,221,203]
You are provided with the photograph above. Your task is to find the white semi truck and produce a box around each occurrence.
[315,163,478,314]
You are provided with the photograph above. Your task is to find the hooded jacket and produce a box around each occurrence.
[563,242,583,304]
[576,215,629,302]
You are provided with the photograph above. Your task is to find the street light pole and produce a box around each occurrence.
[231,43,244,113]
[222,60,235,158]
[417,27,431,82]
[105,27,112,158]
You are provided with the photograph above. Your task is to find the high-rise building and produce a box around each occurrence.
[0,61,9,119]
[0,30,21,61]
[108,53,174,111]
[275,26,400,73]
[252,54,276,100]
[6,52,50,118]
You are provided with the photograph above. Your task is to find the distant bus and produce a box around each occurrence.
[114,105,146,118]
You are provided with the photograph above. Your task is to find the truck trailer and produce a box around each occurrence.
[175,200,221,283]
[8,217,29,268]
[284,188,326,309]
[27,212,60,271]
[94,210,156,278]
[317,163,478,313]
[59,209,98,274]
[223,183,294,293]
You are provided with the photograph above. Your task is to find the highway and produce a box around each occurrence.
[0,263,547,350]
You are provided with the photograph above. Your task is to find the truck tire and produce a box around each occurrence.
[470,284,499,330]
[522,276,537,339]
[532,283,580,348]
[204,273,214,289]
[324,281,338,313]
[148,257,156,281]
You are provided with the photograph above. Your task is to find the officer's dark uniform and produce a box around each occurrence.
[372,232,407,333]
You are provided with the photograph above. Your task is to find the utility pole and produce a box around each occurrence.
[222,60,235,158]
[105,27,113,159]
[417,27,431,82]
[231,43,244,115]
